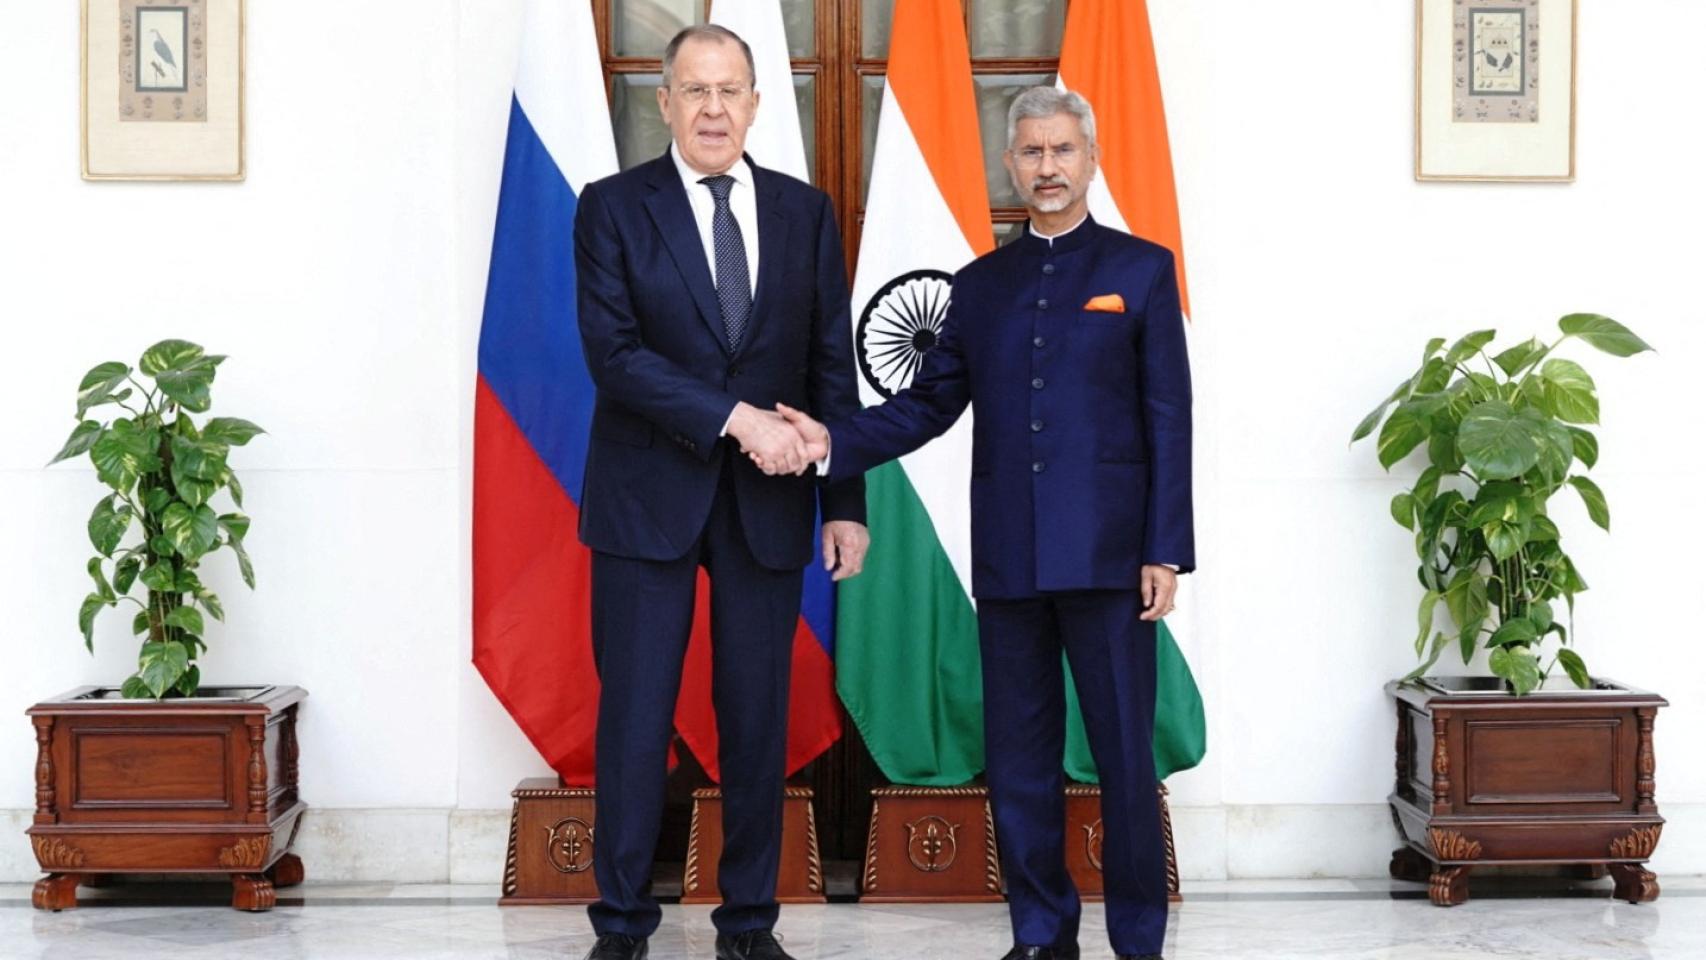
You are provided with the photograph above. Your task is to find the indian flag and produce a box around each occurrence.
[1059,0,1206,782]
[835,0,991,786]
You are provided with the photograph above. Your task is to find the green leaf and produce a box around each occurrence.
[118,676,149,699]
[50,420,105,465]
[1416,590,1440,656]
[114,555,141,594]
[177,477,218,509]
[1444,329,1497,365]
[1457,401,1541,480]
[139,559,176,592]
[164,605,205,636]
[1390,492,1418,530]
[1526,414,1576,483]
[138,641,191,699]
[149,534,178,558]
[1353,380,1415,445]
[1539,358,1599,425]
[1378,400,1435,469]
[1558,314,1655,357]
[230,536,256,589]
[1528,600,1555,634]
[1422,337,1447,361]
[217,512,250,542]
[1412,466,1443,505]
[175,569,204,594]
[153,357,224,413]
[175,664,202,698]
[87,557,116,602]
[199,590,225,623]
[1569,475,1611,531]
[87,495,132,556]
[1483,520,1526,561]
[142,486,172,516]
[1458,621,1481,665]
[226,471,245,508]
[161,502,220,560]
[201,417,265,446]
[1528,514,1561,543]
[1444,569,1490,632]
[89,419,161,493]
[1493,338,1545,378]
[1488,617,1540,648]
[79,593,107,652]
[1405,632,1451,681]
[1557,648,1591,689]
[139,340,206,376]
[1490,646,1543,695]
[1415,358,1453,394]
[1427,429,1464,472]
[76,362,132,420]
[1567,427,1599,469]
[131,610,151,636]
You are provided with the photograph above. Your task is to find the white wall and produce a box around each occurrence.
[3,1,1704,882]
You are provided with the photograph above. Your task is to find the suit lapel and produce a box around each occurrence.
[741,161,789,359]
[641,155,730,353]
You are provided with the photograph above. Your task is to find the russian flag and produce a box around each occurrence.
[473,0,841,786]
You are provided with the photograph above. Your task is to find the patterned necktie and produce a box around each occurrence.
[699,174,751,351]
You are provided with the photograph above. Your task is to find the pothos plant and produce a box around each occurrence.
[49,340,264,700]
[1351,314,1653,695]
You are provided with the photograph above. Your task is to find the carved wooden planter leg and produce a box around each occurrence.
[267,853,305,888]
[1428,865,1470,907]
[1609,863,1660,904]
[231,874,277,911]
[32,874,81,911]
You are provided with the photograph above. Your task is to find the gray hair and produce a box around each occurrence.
[661,25,757,89]
[1006,87,1098,150]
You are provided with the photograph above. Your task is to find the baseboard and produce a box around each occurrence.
[4,803,1702,884]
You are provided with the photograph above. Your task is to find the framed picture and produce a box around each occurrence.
[81,0,246,181]
[1415,0,1577,182]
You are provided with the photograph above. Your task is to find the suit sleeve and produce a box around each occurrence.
[826,277,972,483]
[574,181,737,460]
[1140,252,1196,573]
[805,194,868,524]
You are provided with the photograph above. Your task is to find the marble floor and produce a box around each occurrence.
[3,877,1703,960]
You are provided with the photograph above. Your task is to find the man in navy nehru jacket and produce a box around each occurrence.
[763,86,1194,960]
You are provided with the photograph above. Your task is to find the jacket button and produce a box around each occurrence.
[1033,336,1046,349]
[1042,263,1056,276]
[1036,298,1049,310]
[1031,377,1045,390]
[1031,419,1044,433]
[728,367,742,378]
[1032,461,1046,473]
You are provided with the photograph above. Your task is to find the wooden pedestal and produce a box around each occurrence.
[1388,678,1667,907]
[1065,783,1183,904]
[860,786,1003,902]
[499,778,599,905]
[682,786,825,903]
[26,685,307,912]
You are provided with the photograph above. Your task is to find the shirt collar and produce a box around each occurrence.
[671,141,754,195]
[1019,212,1096,254]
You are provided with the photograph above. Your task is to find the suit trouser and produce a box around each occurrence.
[979,589,1168,956]
[587,464,803,938]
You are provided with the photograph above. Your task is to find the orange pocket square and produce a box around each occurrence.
[1084,293,1126,313]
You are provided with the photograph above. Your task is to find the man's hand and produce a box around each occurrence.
[746,402,830,476]
[822,520,870,581]
[727,401,810,475]
[1139,565,1178,622]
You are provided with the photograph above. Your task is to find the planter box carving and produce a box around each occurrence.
[26,685,307,912]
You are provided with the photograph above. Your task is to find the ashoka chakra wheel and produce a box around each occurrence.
[856,269,954,400]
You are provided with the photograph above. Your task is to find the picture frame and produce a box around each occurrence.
[81,0,246,181]
[1415,0,1577,182]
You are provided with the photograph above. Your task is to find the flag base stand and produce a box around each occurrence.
[681,786,826,903]
[499,778,599,905]
[1066,783,1184,904]
[860,785,1004,902]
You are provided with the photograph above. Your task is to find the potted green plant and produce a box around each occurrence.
[1353,315,1666,907]
[29,340,306,913]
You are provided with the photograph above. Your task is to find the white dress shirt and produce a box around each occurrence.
[671,142,760,296]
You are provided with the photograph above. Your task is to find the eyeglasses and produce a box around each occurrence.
[674,83,752,105]
[1011,145,1083,168]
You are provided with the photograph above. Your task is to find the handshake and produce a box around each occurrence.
[727,401,830,476]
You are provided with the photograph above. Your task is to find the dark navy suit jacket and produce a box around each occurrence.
[828,218,1194,599]
[574,152,866,570]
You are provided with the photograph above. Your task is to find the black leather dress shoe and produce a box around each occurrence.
[584,933,647,960]
[715,929,796,960]
[1115,954,1163,960]
[999,947,1080,960]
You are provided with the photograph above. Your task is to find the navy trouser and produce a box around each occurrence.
[979,589,1168,957]
[587,465,803,938]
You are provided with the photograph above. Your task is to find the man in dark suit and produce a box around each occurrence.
[572,24,867,960]
[771,87,1193,960]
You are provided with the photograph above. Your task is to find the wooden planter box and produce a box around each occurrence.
[1065,783,1183,904]
[681,786,825,903]
[500,777,599,905]
[26,685,307,912]
[861,785,1004,902]
[1388,677,1665,906]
